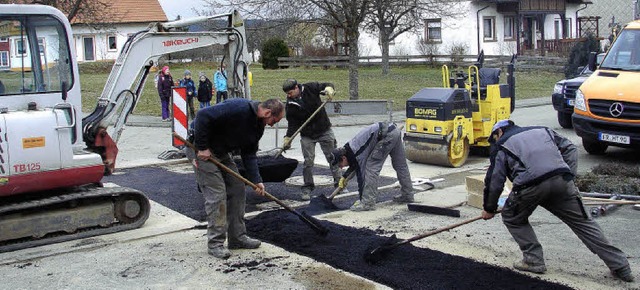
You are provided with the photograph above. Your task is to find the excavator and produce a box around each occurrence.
[404,52,516,167]
[0,4,251,252]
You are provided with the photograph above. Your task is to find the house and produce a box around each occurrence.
[359,0,601,57]
[0,1,167,71]
[71,0,168,62]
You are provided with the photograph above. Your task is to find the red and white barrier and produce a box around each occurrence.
[172,87,188,148]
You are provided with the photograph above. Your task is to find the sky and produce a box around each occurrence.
[158,0,205,20]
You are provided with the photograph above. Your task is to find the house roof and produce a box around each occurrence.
[72,0,168,24]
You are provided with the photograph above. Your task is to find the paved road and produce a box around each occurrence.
[1,97,638,290]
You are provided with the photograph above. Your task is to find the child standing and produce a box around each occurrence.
[156,66,173,121]
[179,69,197,119]
[197,72,213,108]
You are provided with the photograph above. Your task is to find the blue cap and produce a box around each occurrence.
[491,119,513,135]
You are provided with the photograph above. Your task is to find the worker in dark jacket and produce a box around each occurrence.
[482,120,634,282]
[185,98,285,259]
[330,122,414,211]
[282,79,341,200]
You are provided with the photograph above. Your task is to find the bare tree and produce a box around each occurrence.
[0,0,114,23]
[365,0,460,75]
[203,0,370,100]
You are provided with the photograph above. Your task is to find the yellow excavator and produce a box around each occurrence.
[404,52,516,167]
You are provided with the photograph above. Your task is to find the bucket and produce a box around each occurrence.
[235,155,299,183]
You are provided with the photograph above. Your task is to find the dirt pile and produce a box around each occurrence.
[576,163,640,195]
[246,210,574,290]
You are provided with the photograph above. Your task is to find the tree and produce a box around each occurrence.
[261,38,289,69]
[365,0,460,75]
[0,0,113,23]
[203,0,371,100]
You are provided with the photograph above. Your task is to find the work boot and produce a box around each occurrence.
[208,246,231,259]
[393,194,414,203]
[228,235,261,249]
[612,266,635,282]
[350,200,375,212]
[513,260,547,274]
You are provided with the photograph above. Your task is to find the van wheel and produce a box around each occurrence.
[557,112,573,128]
[582,138,608,155]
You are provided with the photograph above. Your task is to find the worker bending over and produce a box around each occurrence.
[482,119,634,282]
[186,98,285,259]
[330,122,414,211]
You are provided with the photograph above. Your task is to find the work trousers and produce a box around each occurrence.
[502,174,630,271]
[300,128,341,193]
[185,148,247,250]
[361,128,413,206]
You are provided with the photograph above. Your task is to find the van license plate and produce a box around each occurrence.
[599,133,630,144]
[567,99,575,106]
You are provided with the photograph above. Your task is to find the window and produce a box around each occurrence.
[483,17,496,41]
[0,37,7,42]
[0,51,8,67]
[83,36,95,61]
[107,35,117,51]
[425,19,442,42]
[14,38,26,55]
[555,18,572,39]
[37,38,45,55]
[0,16,73,95]
[504,16,515,40]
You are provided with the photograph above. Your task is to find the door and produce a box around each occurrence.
[83,37,95,61]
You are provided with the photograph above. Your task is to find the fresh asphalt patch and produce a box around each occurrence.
[102,163,398,221]
[104,163,574,289]
[247,210,574,290]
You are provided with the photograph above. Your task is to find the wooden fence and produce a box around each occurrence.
[277,54,566,71]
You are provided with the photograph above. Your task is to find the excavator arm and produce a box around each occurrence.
[82,11,251,173]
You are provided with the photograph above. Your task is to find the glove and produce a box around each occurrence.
[338,177,348,189]
[320,86,335,100]
[283,136,292,150]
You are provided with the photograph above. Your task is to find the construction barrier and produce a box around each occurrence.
[172,86,188,148]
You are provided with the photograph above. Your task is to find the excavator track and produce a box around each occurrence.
[0,185,150,253]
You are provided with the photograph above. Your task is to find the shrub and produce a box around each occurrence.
[261,38,289,69]
[564,33,600,78]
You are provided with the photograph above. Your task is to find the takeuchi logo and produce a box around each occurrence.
[163,37,199,47]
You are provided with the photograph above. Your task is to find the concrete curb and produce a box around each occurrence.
[125,97,551,128]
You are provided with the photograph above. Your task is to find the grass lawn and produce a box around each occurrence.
[79,62,562,116]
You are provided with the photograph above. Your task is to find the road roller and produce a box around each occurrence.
[404,53,516,167]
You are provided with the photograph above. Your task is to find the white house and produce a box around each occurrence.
[0,0,167,71]
[359,0,599,57]
[70,0,168,62]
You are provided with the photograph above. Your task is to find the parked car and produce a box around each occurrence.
[551,53,604,128]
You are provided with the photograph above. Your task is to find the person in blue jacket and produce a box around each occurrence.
[179,69,197,119]
[185,98,285,259]
[214,63,227,103]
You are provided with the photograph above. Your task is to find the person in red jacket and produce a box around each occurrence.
[156,66,173,121]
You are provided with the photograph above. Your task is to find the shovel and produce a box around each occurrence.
[274,97,331,158]
[364,214,487,264]
[174,133,329,237]
[310,172,356,210]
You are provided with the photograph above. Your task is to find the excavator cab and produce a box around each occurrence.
[404,52,515,167]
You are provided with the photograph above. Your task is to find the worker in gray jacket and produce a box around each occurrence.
[481,119,634,282]
[330,122,414,211]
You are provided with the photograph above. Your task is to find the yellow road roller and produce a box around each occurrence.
[404,53,516,167]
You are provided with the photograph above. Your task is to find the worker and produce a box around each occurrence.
[185,98,285,259]
[281,78,341,200]
[329,122,414,211]
[481,120,634,282]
